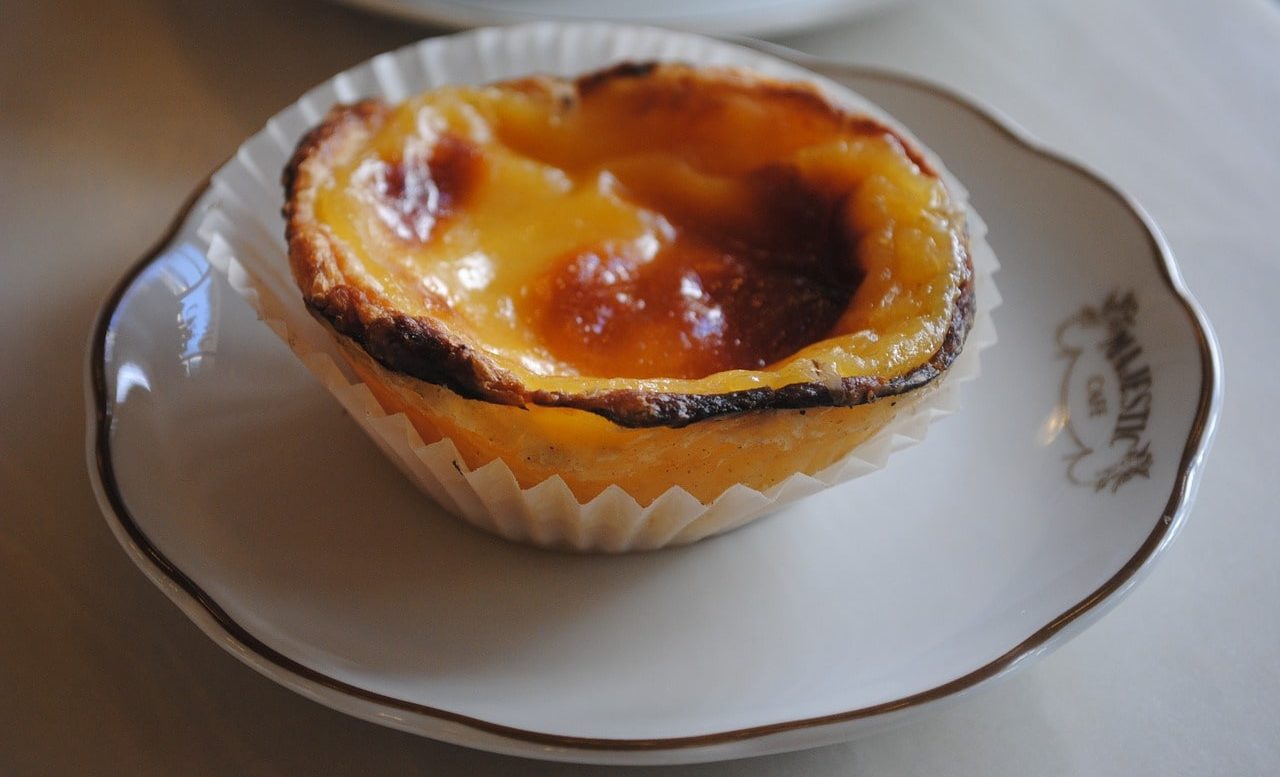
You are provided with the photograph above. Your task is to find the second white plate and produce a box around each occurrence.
[335,0,897,37]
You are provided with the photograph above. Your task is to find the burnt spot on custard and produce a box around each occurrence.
[365,133,484,244]
[526,163,862,380]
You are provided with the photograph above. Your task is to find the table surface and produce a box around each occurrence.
[2,0,1277,774]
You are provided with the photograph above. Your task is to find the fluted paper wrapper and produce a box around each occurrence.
[197,22,1000,552]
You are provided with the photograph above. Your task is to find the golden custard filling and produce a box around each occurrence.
[312,70,967,394]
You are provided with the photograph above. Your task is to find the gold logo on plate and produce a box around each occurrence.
[1055,290,1154,493]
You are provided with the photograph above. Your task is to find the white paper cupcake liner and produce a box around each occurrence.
[197,22,1001,552]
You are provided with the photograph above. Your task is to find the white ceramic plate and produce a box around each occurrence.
[335,0,896,37]
[86,49,1220,765]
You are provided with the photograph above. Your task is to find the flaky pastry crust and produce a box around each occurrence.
[283,63,974,430]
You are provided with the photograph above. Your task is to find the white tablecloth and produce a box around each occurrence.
[2,0,1276,773]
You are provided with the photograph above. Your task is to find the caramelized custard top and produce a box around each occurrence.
[313,66,967,385]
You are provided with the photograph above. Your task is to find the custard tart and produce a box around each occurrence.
[283,63,974,506]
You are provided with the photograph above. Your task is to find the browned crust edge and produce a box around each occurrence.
[282,62,976,429]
